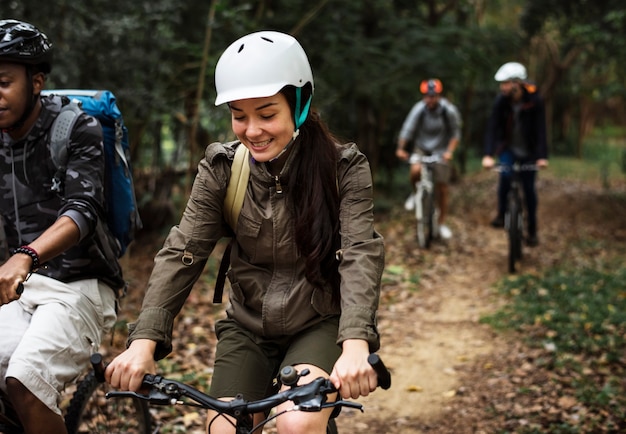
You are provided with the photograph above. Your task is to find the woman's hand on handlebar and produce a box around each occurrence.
[330,339,378,400]
[105,339,158,392]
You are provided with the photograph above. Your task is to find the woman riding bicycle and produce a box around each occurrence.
[106,31,385,433]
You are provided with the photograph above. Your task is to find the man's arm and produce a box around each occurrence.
[0,216,79,305]
[396,102,423,160]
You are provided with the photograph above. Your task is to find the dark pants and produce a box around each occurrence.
[497,151,537,236]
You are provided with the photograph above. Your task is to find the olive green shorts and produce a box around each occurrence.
[209,316,341,400]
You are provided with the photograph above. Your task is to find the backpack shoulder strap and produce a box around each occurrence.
[223,144,250,230]
[410,103,426,145]
[441,102,450,135]
[214,144,250,304]
[50,100,82,192]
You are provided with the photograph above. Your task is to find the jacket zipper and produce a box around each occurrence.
[274,175,283,194]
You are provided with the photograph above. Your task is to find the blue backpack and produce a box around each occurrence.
[44,89,142,257]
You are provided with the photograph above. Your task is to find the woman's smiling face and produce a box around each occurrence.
[229,93,295,163]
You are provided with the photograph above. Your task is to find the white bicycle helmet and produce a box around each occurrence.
[494,62,527,82]
[215,31,314,106]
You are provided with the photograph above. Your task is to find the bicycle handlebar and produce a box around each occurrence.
[492,162,538,172]
[408,154,441,165]
[368,353,391,390]
[99,352,391,421]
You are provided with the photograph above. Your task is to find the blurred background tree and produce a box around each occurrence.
[2,0,624,231]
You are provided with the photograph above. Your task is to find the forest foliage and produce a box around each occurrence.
[2,0,624,225]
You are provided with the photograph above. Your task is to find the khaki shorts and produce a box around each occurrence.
[209,316,341,400]
[411,149,452,184]
[0,274,117,415]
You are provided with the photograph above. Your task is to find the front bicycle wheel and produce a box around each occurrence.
[417,189,435,249]
[64,371,152,434]
[426,191,437,248]
[506,195,523,274]
[415,190,429,248]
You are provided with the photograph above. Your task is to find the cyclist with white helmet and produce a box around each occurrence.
[106,31,384,433]
[482,62,549,246]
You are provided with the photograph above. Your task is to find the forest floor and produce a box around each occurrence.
[106,167,626,433]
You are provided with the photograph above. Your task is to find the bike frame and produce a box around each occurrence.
[409,154,440,248]
[497,162,537,273]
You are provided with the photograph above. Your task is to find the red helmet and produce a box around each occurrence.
[420,78,443,96]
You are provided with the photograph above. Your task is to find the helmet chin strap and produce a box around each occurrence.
[294,87,312,129]
[268,129,300,162]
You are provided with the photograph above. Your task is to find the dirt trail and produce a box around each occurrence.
[336,170,625,433]
[336,172,511,433]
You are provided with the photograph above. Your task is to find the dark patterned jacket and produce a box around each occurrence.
[0,94,124,292]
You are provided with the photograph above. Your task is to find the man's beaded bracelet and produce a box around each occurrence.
[12,246,40,272]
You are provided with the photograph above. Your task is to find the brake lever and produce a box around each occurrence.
[106,388,173,405]
[324,400,364,412]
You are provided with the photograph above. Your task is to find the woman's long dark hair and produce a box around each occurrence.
[281,85,341,294]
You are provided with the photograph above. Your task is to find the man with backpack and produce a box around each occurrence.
[396,78,462,240]
[0,20,123,433]
[482,62,548,247]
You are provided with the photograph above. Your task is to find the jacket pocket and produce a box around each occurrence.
[235,211,262,262]
[229,280,245,305]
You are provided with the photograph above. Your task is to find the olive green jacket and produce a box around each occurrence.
[128,141,384,360]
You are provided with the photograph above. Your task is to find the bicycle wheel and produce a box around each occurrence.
[415,189,428,248]
[417,188,435,249]
[506,194,523,273]
[64,371,152,434]
[425,191,436,248]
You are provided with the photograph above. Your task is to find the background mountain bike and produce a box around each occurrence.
[103,353,391,434]
[496,162,538,273]
[407,154,441,248]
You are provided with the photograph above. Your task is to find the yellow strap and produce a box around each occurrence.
[224,145,250,230]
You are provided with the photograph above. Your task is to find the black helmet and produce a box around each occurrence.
[0,19,52,73]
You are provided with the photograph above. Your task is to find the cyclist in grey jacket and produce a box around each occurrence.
[107,31,385,434]
[396,78,462,240]
[0,20,122,434]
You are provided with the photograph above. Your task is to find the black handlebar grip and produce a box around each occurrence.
[367,353,391,390]
[91,353,106,383]
[16,282,24,295]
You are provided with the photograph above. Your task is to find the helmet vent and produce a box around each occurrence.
[261,36,274,43]
[237,44,244,53]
